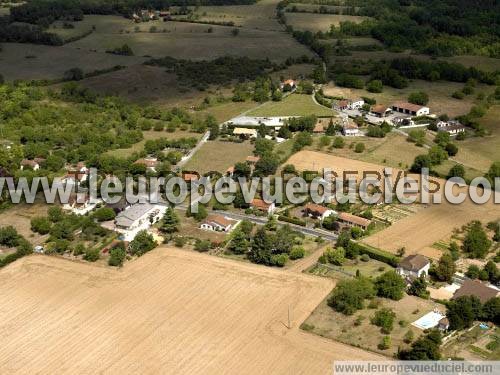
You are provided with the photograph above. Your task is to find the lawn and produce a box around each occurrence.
[105,130,201,159]
[285,13,369,32]
[307,258,391,280]
[0,202,50,246]
[302,293,442,357]
[60,15,312,62]
[183,140,255,174]
[197,101,260,123]
[247,94,337,117]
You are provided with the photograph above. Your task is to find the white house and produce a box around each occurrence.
[348,98,365,110]
[200,215,234,232]
[251,198,275,215]
[342,122,360,136]
[397,254,430,278]
[303,203,336,221]
[114,203,162,233]
[392,102,430,117]
[62,192,99,215]
[437,121,466,135]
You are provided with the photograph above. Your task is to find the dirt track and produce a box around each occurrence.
[0,248,383,374]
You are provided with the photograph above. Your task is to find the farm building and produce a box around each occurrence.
[397,254,430,278]
[391,102,430,117]
[333,98,364,111]
[337,212,371,230]
[251,198,275,215]
[233,128,257,139]
[303,203,336,221]
[369,105,391,118]
[437,121,466,135]
[452,279,499,303]
[224,116,290,129]
[200,215,234,232]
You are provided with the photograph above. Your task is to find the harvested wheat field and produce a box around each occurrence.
[288,151,499,260]
[0,248,382,374]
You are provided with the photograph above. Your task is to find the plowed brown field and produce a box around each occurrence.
[0,248,382,374]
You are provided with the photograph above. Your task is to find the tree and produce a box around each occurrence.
[408,91,429,105]
[208,122,220,140]
[482,297,500,325]
[63,67,84,81]
[465,264,481,279]
[253,153,279,176]
[248,227,273,265]
[332,136,344,148]
[129,230,157,256]
[108,244,126,267]
[404,329,415,344]
[160,207,179,234]
[233,162,251,178]
[433,253,456,282]
[399,330,441,360]
[447,295,482,330]
[410,154,431,173]
[366,80,383,93]
[30,216,51,235]
[188,204,208,222]
[354,142,365,153]
[445,143,458,156]
[93,207,116,222]
[0,226,19,247]
[327,277,375,315]
[323,246,345,265]
[228,229,248,255]
[408,276,429,298]
[371,308,396,333]
[48,206,64,223]
[272,89,283,101]
[428,145,448,165]
[485,162,500,185]
[375,270,406,300]
[83,247,100,262]
[194,239,211,252]
[447,164,465,179]
[462,221,491,258]
[484,261,499,283]
[378,336,391,350]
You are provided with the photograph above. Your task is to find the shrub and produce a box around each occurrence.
[194,239,211,252]
[289,246,305,260]
[83,247,100,262]
[271,253,288,267]
[378,336,391,350]
[371,308,396,333]
[108,246,126,267]
[354,142,365,153]
[30,217,51,235]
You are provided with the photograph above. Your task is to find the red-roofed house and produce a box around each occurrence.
[392,102,430,117]
[251,198,275,215]
[200,215,234,232]
[337,212,371,230]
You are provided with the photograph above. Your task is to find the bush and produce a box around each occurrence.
[332,136,345,149]
[354,142,365,153]
[93,207,116,222]
[355,243,399,266]
[408,91,429,105]
[0,226,19,247]
[378,336,391,350]
[289,246,305,260]
[366,80,383,93]
[83,247,100,262]
[375,270,406,300]
[278,215,306,226]
[30,217,52,235]
[371,308,396,333]
[194,239,211,252]
[271,253,288,267]
[108,246,126,267]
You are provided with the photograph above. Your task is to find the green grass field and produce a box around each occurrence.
[285,13,368,32]
[56,15,312,61]
[184,140,255,174]
[247,94,337,117]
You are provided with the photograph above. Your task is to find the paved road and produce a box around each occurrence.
[213,210,338,242]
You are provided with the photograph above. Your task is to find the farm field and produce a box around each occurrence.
[302,294,442,356]
[247,94,336,117]
[184,140,255,174]
[76,64,232,106]
[199,101,260,123]
[60,16,312,61]
[459,105,500,166]
[285,13,368,32]
[0,42,145,82]
[323,80,494,118]
[0,248,383,373]
[176,0,283,32]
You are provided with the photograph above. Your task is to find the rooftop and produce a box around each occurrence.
[338,212,371,227]
[398,254,430,272]
[392,101,429,112]
[115,203,156,228]
[452,279,499,303]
